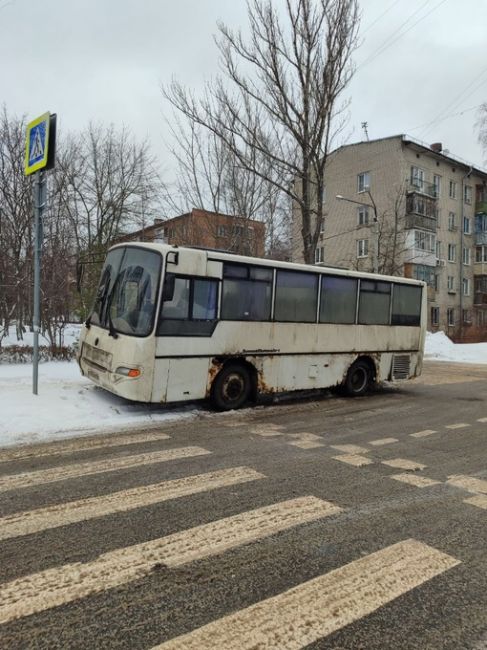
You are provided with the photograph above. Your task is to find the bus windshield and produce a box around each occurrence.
[90,247,162,337]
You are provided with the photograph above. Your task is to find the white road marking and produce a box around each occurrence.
[153,539,459,650]
[410,430,437,438]
[476,417,487,423]
[0,431,171,463]
[0,447,211,493]
[330,444,369,455]
[0,496,341,624]
[251,424,284,437]
[447,475,487,494]
[445,423,470,430]
[464,495,487,510]
[0,467,265,541]
[390,474,440,488]
[332,454,373,467]
[369,438,398,446]
[289,433,325,449]
[382,458,426,471]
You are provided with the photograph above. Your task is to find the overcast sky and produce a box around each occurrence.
[1,0,486,175]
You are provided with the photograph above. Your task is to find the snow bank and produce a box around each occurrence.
[425,331,487,364]
[0,361,198,449]
[1,323,82,348]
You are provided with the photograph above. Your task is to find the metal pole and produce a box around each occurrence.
[32,170,46,395]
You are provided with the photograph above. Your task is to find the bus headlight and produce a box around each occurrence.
[115,366,141,378]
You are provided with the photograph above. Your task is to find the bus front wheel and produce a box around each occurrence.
[344,360,372,397]
[211,363,252,411]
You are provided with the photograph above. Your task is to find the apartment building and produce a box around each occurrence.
[292,135,487,338]
[119,208,266,258]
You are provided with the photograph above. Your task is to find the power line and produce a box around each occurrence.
[407,103,484,132]
[359,0,449,70]
[360,0,402,37]
[419,70,487,138]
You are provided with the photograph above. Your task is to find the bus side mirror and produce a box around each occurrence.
[163,274,175,301]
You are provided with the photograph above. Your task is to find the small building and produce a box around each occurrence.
[119,208,266,258]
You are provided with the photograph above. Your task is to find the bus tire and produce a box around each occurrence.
[211,363,252,411]
[344,360,372,397]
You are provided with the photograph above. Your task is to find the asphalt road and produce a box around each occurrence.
[0,360,486,650]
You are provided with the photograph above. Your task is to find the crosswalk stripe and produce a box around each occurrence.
[332,454,373,467]
[447,475,487,494]
[330,444,369,455]
[0,431,171,463]
[369,438,398,446]
[0,447,210,493]
[445,423,470,430]
[0,496,341,624]
[410,429,436,438]
[0,467,265,541]
[464,495,487,510]
[153,539,459,649]
[382,458,426,471]
[390,474,441,488]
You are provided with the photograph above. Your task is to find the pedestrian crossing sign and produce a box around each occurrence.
[24,112,51,175]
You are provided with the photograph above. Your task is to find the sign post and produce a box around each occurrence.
[24,112,56,395]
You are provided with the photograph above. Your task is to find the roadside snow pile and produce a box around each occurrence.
[0,361,198,448]
[425,331,487,364]
[0,324,82,363]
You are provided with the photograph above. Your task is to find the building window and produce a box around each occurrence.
[321,186,326,203]
[463,216,471,234]
[463,309,471,324]
[319,219,325,234]
[411,166,425,190]
[314,246,324,264]
[217,225,226,237]
[463,278,470,296]
[357,239,369,258]
[436,241,442,259]
[464,185,472,204]
[476,246,487,262]
[433,175,441,198]
[447,308,455,326]
[431,306,439,326]
[447,276,455,291]
[357,205,369,226]
[448,243,456,262]
[413,264,435,286]
[357,171,371,193]
[462,247,471,265]
[449,180,457,199]
[448,212,456,230]
[434,273,440,291]
[414,230,435,252]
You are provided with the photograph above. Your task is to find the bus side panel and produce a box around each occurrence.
[152,358,211,402]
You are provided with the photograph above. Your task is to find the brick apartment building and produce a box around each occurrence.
[292,134,487,338]
[120,208,266,258]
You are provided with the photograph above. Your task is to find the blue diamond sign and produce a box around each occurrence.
[24,112,51,176]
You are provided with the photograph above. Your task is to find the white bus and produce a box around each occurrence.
[77,242,426,410]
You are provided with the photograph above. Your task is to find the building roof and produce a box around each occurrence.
[330,134,487,179]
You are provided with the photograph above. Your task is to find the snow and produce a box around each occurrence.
[424,331,487,364]
[1,324,82,348]
[0,361,199,449]
[0,328,486,449]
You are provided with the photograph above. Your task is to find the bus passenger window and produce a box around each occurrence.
[391,284,422,326]
[275,270,318,322]
[161,277,190,319]
[320,276,358,324]
[158,275,218,336]
[358,280,391,325]
[221,264,272,320]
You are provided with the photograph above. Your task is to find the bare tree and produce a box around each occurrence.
[163,111,290,255]
[163,0,360,264]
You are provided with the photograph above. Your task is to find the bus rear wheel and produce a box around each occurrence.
[344,360,372,397]
[211,363,252,411]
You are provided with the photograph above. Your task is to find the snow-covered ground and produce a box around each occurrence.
[0,328,485,449]
[1,324,81,348]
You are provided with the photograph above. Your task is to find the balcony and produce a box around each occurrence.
[407,180,437,198]
[474,262,487,275]
[475,232,487,246]
[404,214,437,232]
[476,200,487,215]
[474,291,487,306]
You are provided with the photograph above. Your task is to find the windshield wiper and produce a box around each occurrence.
[103,282,119,339]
